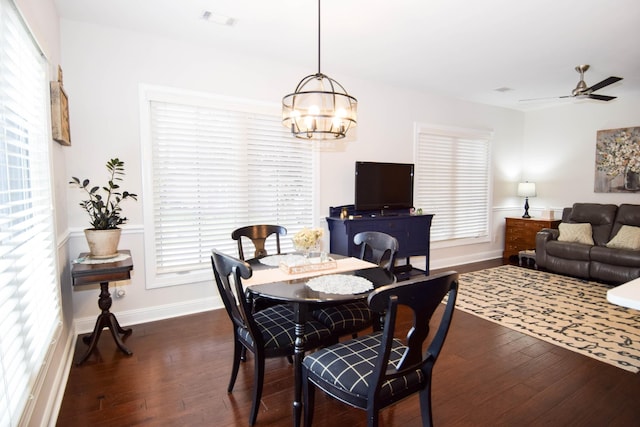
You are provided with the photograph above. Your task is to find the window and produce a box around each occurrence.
[414,123,492,247]
[0,0,61,425]
[140,87,317,288]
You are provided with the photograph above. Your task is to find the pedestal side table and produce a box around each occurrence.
[71,250,133,365]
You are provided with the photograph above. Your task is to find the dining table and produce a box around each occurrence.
[244,253,396,427]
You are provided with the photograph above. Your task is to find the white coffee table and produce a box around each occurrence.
[607,277,640,310]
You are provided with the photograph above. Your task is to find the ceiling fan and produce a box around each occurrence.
[521,64,623,102]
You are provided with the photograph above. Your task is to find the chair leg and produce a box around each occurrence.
[366,405,380,427]
[228,339,244,392]
[419,381,434,427]
[249,352,265,426]
[303,372,315,427]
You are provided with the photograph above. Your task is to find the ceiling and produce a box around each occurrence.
[54,0,640,111]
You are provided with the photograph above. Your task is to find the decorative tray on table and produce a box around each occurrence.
[278,254,337,275]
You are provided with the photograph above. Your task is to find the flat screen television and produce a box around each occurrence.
[354,161,414,212]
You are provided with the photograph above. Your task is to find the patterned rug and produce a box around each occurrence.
[456,265,640,373]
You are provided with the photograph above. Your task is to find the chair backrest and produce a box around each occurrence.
[366,271,458,398]
[231,224,287,260]
[353,231,399,272]
[210,249,264,346]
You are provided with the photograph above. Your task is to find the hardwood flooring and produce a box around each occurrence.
[56,259,640,426]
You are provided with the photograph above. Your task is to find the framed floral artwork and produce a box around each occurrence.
[595,126,640,193]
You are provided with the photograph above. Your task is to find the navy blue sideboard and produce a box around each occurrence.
[326,212,433,278]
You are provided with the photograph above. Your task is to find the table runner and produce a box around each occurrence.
[244,257,377,286]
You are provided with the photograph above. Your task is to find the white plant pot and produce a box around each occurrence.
[84,228,122,258]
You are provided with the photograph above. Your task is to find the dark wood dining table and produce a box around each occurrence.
[245,254,396,427]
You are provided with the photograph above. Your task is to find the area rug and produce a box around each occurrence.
[456,265,640,373]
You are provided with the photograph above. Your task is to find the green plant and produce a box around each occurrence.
[70,158,138,230]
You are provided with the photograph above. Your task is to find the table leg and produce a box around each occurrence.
[292,303,306,427]
[76,281,133,365]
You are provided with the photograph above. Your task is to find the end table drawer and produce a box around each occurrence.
[503,217,561,260]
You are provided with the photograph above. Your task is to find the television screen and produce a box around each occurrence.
[355,161,414,212]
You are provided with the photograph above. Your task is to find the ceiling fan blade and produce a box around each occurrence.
[588,94,616,101]
[587,76,622,93]
[519,96,561,102]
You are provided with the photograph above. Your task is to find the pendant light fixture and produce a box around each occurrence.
[282,0,357,140]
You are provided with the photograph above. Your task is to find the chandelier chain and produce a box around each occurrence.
[317,0,321,75]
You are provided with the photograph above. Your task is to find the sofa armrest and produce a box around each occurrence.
[536,228,559,268]
[538,228,559,240]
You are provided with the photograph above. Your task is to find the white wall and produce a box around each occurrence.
[522,98,640,211]
[60,19,526,327]
[58,15,640,331]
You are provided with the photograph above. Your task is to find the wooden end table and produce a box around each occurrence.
[71,250,134,365]
[503,217,561,261]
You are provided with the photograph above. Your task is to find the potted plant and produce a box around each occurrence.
[70,158,138,258]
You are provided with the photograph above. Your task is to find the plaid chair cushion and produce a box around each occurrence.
[312,300,373,334]
[302,332,425,401]
[238,304,332,350]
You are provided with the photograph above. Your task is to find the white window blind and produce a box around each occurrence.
[0,0,61,425]
[142,91,315,288]
[414,124,492,245]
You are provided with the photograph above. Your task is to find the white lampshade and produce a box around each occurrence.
[517,182,537,198]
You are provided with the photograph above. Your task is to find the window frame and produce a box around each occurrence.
[0,0,62,424]
[139,85,319,288]
[413,122,493,249]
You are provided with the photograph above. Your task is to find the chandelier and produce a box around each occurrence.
[282,0,357,140]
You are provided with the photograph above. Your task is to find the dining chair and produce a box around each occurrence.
[312,231,399,337]
[302,271,459,427]
[231,224,288,317]
[211,249,333,426]
[231,224,287,260]
[354,230,399,273]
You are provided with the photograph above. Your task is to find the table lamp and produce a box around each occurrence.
[517,181,536,218]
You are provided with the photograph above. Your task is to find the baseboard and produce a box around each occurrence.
[430,249,503,271]
[22,324,77,427]
[74,295,224,334]
[44,330,77,427]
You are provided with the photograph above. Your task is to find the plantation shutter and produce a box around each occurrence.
[414,124,491,244]
[144,96,314,288]
[0,0,62,425]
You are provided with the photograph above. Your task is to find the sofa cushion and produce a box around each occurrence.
[557,223,595,245]
[590,260,640,284]
[545,240,592,261]
[606,225,640,251]
[591,245,640,268]
[568,203,617,246]
[610,204,640,239]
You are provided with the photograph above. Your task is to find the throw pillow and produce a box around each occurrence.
[557,223,595,245]
[606,225,640,250]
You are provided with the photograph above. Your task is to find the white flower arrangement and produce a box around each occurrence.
[292,227,323,250]
[596,127,640,177]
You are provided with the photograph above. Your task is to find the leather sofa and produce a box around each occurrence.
[536,203,640,284]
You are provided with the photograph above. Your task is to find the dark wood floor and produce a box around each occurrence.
[57,259,640,427]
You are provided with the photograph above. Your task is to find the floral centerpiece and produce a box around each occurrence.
[292,227,323,254]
